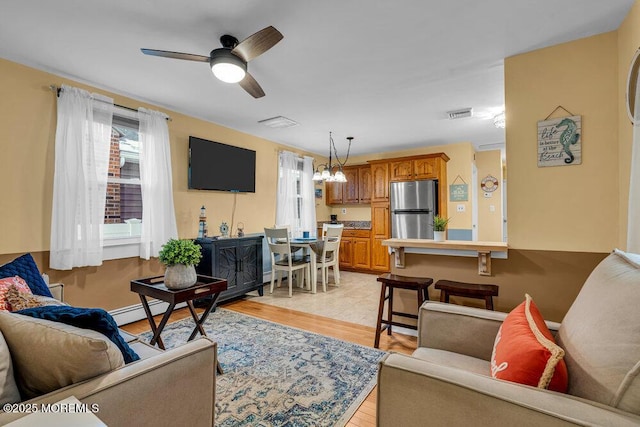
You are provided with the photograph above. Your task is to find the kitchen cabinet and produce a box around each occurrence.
[343,167,359,204]
[371,162,389,202]
[358,166,372,204]
[325,165,371,205]
[389,159,414,181]
[368,153,449,273]
[338,229,371,270]
[371,203,390,271]
[195,236,263,302]
[326,175,343,205]
[390,155,444,181]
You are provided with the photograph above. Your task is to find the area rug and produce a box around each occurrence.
[138,308,386,426]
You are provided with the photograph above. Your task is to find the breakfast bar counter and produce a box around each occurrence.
[382,238,508,276]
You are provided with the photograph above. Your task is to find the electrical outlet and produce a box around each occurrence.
[456,204,465,212]
[341,208,347,214]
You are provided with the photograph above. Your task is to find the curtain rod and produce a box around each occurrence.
[49,85,171,121]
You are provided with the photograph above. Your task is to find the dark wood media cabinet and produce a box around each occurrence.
[195,236,264,303]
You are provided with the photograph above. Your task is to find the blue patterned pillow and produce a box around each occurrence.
[0,254,52,298]
[17,306,140,364]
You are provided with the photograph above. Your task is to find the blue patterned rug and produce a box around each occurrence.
[139,308,386,426]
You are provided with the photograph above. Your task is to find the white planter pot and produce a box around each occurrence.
[164,264,197,290]
[433,231,446,242]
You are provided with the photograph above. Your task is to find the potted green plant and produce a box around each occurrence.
[158,238,203,290]
[432,216,450,242]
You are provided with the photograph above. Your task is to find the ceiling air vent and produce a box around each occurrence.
[447,108,473,120]
[258,116,299,129]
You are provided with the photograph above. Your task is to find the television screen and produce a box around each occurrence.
[188,136,256,192]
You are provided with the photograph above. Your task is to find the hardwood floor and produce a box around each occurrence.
[120,298,417,427]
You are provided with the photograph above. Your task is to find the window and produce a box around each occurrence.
[276,152,316,239]
[294,159,304,233]
[103,110,142,242]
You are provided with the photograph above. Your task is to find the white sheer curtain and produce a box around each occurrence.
[50,85,113,269]
[628,73,640,253]
[138,108,178,259]
[301,156,317,235]
[276,151,299,233]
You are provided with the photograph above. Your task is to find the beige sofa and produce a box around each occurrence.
[0,283,217,426]
[377,249,640,426]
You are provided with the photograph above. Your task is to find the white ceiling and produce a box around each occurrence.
[0,1,634,156]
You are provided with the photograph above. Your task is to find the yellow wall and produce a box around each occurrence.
[0,58,321,308]
[505,32,619,252]
[476,150,503,241]
[617,1,640,248]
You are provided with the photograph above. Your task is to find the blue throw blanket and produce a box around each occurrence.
[17,305,140,364]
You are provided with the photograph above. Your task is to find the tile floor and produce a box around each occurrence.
[244,270,382,328]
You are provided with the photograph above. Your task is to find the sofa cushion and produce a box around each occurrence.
[0,254,52,298]
[412,347,490,377]
[0,331,20,405]
[6,285,65,311]
[0,277,32,311]
[0,311,124,399]
[556,249,640,414]
[16,306,140,364]
[491,294,568,393]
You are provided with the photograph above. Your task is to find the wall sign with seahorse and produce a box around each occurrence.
[537,115,582,167]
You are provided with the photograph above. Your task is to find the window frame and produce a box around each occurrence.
[102,107,144,260]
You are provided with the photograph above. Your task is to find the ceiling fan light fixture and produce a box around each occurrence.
[210,49,247,83]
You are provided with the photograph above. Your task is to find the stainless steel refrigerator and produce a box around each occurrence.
[390,180,438,239]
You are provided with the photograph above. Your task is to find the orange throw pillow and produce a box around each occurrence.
[491,294,568,393]
[0,276,32,311]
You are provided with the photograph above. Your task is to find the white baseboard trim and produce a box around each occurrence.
[109,300,187,326]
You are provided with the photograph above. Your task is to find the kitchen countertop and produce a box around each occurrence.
[317,220,371,230]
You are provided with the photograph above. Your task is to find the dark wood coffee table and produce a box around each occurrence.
[130,274,227,373]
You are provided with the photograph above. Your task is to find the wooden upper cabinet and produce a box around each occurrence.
[413,157,437,179]
[343,167,359,204]
[326,180,343,205]
[371,163,389,202]
[358,166,372,204]
[389,160,414,181]
[325,165,372,205]
[389,154,448,182]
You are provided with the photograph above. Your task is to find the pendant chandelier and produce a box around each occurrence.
[312,132,353,182]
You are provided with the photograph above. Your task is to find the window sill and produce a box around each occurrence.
[103,237,141,261]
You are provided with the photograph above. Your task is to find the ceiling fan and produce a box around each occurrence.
[141,26,283,98]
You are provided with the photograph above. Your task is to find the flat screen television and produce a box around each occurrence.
[188,136,256,193]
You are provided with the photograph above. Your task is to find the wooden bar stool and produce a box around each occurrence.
[374,274,433,348]
[434,280,499,310]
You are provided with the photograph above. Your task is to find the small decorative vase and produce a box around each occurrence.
[164,264,197,290]
[434,231,446,242]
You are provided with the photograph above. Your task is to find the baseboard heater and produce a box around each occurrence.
[109,300,186,327]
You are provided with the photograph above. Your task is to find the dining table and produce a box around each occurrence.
[289,237,335,294]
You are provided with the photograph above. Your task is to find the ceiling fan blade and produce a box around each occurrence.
[231,26,283,62]
[239,72,265,98]
[140,48,210,62]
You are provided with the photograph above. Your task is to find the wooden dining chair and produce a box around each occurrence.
[316,226,343,292]
[264,227,310,297]
[321,223,344,238]
[275,223,303,257]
